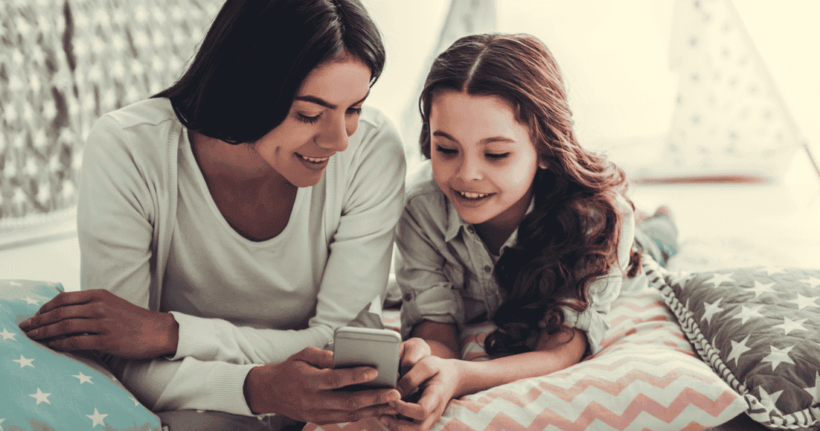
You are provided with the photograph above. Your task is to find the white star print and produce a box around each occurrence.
[762,345,795,371]
[24,296,40,306]
[29,388,51,405]
[804,276,820,288]
[129,395,141,406]
[804,371,820,403]
[774,317,807,335]
[0,328,15,341]
[703,272,735,287]
[758,386,784,412]
[731,304,764,325]
[746,280,775,298]
[789,293,820,310]
[73,371,93,384]
[701,297,725,324]
[12,355,34,368]
[87,408,108,428]
[8,281,22,286]
[711,335,721,355]
[0,418,4,431]
[726,334,752,366]
[669,272,695,288]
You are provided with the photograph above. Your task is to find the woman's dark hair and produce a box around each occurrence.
[155,0,385,144]
[418,34,641,356]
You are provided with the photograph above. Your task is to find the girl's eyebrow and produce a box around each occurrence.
[294,90,370,110]
[432,130,516,145]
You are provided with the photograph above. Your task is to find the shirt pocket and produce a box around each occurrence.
[444,263,483,300]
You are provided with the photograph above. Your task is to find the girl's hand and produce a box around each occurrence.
[399,337,432,375]
[18,289,178,359]
[245,346,401,423]
[381,356,461,431]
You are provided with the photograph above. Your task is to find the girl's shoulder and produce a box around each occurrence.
[405,161,446,208]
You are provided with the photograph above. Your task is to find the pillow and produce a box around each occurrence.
[653,262,820,430]
[1,279,163,431]
[306,266,747,430]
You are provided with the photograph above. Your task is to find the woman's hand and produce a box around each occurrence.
[18,289,178,359]
[244,346,401,423]
[381,356,461,431]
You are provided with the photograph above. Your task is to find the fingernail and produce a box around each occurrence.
[19,319,30,329]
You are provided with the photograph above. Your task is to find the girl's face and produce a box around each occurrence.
[252,54,372,187]
[430,91,545,230]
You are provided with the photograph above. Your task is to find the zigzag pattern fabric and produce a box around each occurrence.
[308,259,747,430]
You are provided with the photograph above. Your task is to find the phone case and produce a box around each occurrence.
[332,327,401,389]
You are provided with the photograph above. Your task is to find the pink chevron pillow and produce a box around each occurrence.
[308,270,746,431]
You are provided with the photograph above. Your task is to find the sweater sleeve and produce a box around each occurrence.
[165,108,407,365]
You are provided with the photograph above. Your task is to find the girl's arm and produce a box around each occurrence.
[385,327,587,431]
[410,321,459,359]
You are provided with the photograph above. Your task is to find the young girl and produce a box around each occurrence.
[386,33,650,430]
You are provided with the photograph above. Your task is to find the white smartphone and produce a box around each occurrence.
[331,326,401,389]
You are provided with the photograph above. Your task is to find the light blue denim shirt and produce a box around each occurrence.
[394,162,635,355]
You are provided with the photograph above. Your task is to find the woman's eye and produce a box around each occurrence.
[346,107,362,116]
[296,113,321,124]
[486,153,510,159]
[435,145,458,156]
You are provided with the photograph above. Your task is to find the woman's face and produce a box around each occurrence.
[429,90,545,230]
[252,54,372,188]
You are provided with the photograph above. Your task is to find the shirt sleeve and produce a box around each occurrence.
[559,193,635,355]
[394,197,464,340]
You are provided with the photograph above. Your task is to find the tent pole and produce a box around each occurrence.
[804,144,820,182]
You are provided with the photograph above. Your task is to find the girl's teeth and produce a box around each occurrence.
[459,191,488,199]
[300,154,328,163]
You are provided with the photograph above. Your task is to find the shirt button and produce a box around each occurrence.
[484,265,492,273]
[403,293,412,302]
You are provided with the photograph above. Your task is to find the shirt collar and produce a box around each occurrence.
[443,195,537,250]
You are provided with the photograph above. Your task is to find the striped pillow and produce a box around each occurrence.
[308,262,747,431]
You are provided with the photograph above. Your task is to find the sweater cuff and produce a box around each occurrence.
[168,311,218,361]
[208,362,259,416]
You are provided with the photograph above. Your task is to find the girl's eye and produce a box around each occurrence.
[486,153,510,159]
[346,107,362,116]
[435,145,458,156]
[296,113,321,124]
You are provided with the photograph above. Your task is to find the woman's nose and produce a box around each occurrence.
[316,115,350,152]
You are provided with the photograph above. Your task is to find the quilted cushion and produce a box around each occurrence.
[0,279,162,431]
[307,262,747,430]
[654,263,820,430]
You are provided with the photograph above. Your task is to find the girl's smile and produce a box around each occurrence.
[429,90,546,232]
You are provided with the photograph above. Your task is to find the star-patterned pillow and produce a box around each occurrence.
[1,279,162,431]
[651,262,820,430]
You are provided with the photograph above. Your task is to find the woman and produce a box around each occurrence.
[19,0,406,426]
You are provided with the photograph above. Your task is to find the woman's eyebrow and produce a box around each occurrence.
[294,90,370,110]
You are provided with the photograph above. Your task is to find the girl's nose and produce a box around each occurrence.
[456,155,482,181]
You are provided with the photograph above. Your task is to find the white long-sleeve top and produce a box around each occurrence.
[77,98,405,415]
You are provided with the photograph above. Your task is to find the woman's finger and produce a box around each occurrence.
[44,333,102,352]
[34,290,99,316]
[20,303,97,331]
[296,346,335,369]
[308,403,398,426]
[316,365,379,390]
[388,398,427,421]
[25,317,100,341]
[380,414,421,431]
[314,387,400,411]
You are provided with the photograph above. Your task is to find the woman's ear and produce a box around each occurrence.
[538,158,549,170]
